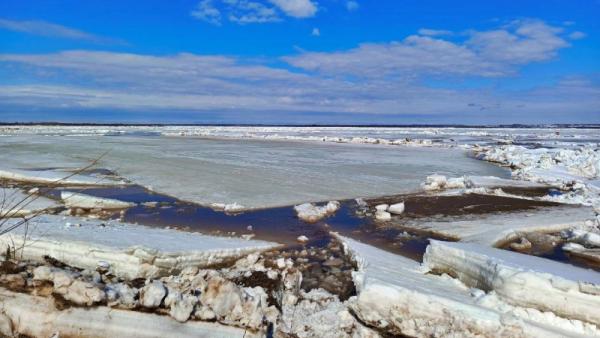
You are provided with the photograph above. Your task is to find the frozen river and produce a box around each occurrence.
[0,133,508,209]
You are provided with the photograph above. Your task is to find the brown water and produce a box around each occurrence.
[37,183,561,262]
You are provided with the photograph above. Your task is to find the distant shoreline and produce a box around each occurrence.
[1,122,599,129]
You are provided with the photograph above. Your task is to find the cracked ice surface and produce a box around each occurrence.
[0,215,280,279]
[0,134,507,209]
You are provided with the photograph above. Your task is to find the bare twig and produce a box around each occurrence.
[0,150,111,231]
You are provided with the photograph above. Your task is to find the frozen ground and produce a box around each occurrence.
[0,133,507,209]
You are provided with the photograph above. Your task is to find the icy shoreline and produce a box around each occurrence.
[1,125,599,337]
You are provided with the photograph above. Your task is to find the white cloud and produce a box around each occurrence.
[0,18,126,45]
[0,20,595,122]
[194,0,319,24]
[311,27,320,36]
[467,20,569,64]
[191,0,223,25]
[224,0,280,23]
[417,28,452,37]
[568,31,586,40]
[286,20,570,78]
[346,1,358,11]
[268,0,317,18]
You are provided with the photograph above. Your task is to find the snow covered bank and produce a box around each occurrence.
[466,175,554,189]
[333,234,596,337]
[0,215,280,280]
[421,174,554,192]
[475,145,600,206]
[480,145,600,180]
[404,205,595,246]
[0,287,259,338]
[423,240,600,326]
[0,188,59,217]
[61,191,135,209]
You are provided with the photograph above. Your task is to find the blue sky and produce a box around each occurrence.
[0,0,599,124]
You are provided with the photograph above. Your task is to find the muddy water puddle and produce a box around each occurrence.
[367,192,560,217]
[500,233,600,272]
[35,184,561,261]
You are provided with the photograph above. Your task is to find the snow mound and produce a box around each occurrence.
[476,145,600,206]
[423,240,600,326]
[482,145,600,180]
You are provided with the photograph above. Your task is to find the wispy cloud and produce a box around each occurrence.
[417,28,452,37]
[346,1,359,12]
[191,0,223,25]
[268,0,317,18]
[568,31,586,40]
[0,20,595,122]
[0,18,127,45]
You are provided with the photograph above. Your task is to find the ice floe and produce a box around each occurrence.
[0,215,280,280]
[0,168,124,186]
[335,234,599,337]
[294,201,340,223]
[405,205,595,245]
[0,188,59,217]
[0,134,507,210]
[387,202,405,215]
[0,287,259,338]
[423,240,600,326]
[61,191,135,209]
